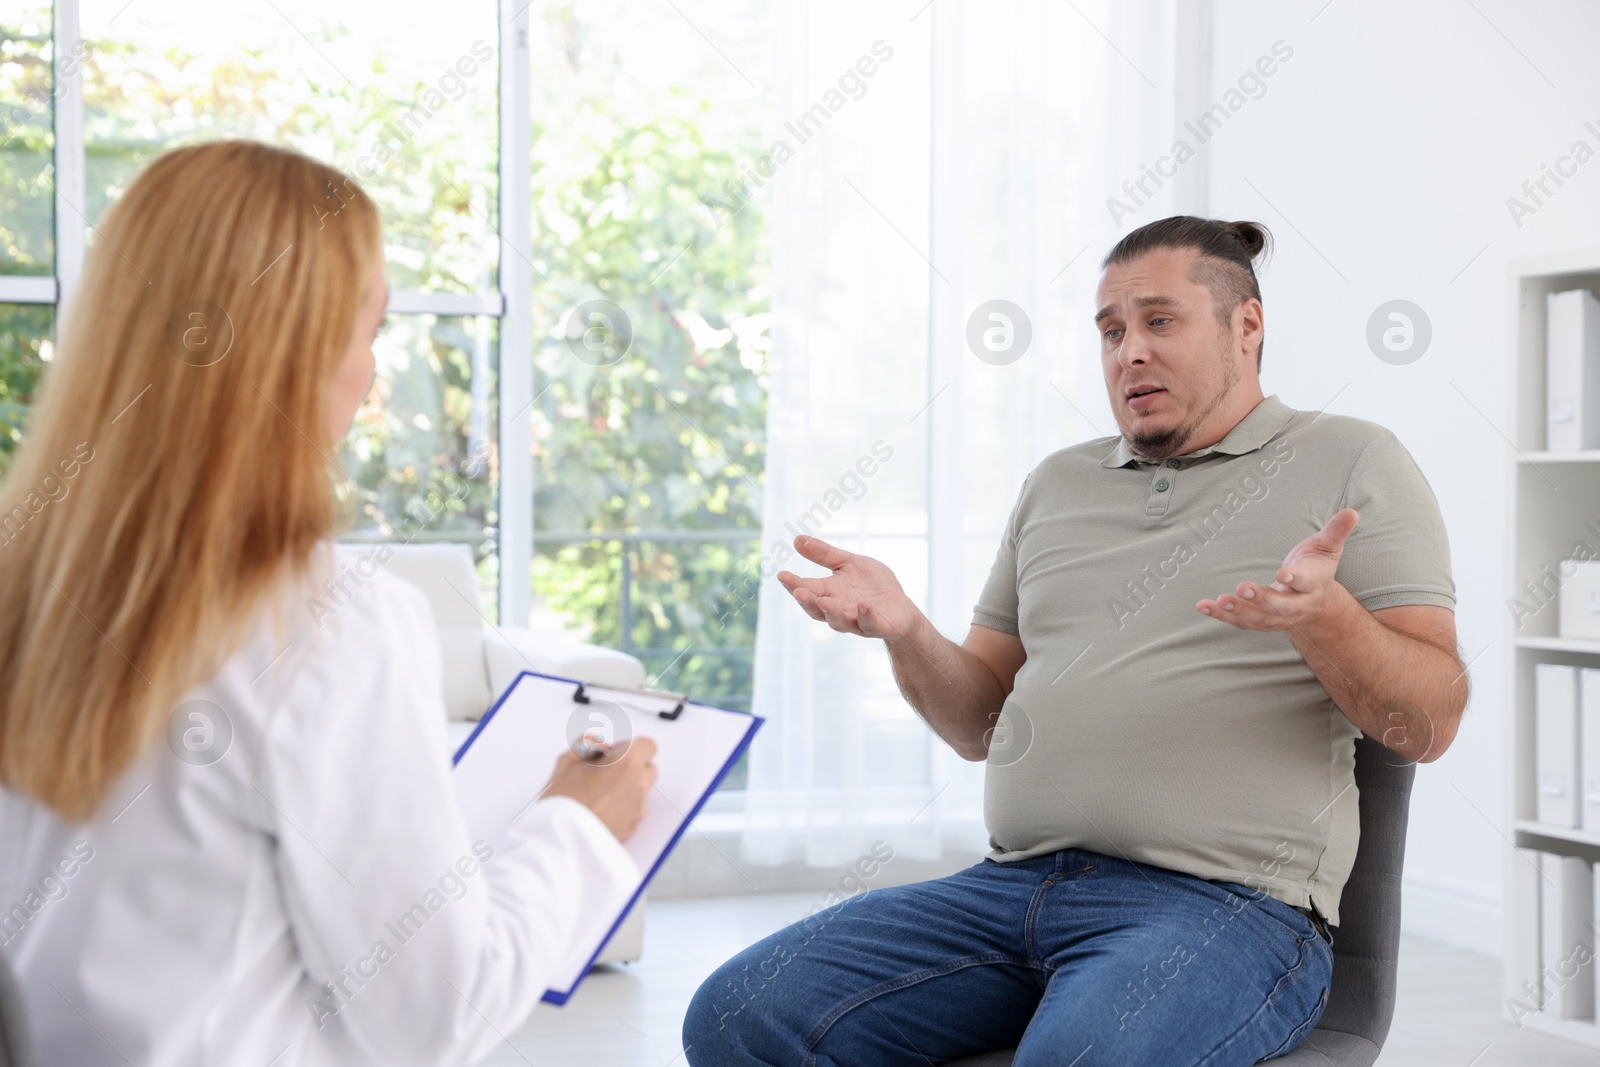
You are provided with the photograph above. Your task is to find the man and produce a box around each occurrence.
[683,216,1467,1066]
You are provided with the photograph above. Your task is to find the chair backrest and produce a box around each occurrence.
[942,733,1417,1067]
[1273,733,1416,1066]
[0,949,37,1067]
[374,542,494,719]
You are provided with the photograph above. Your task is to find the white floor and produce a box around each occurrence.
[476,893,1600,1067]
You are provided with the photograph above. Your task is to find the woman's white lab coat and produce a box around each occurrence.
[0,544,638,1066]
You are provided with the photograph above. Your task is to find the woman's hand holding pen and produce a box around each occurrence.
[544,735,659,842]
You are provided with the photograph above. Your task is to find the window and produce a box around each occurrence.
[80,0,505,607]
[0,3,773,776]
[0,3,58,477]
[0,2,54,280]
[525,2,773,754]
[0,304,52,474]
[79,0,500,295]
[343,314,499,593]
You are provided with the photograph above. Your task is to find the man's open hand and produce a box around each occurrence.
[777,535,921,640]
[1196,508,1360,632]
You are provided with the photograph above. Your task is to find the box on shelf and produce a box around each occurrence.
[1561,560,1600,640]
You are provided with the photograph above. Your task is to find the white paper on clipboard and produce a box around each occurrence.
[450,670,762,1004]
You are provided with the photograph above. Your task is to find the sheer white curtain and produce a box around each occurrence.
[741,0,1183,868]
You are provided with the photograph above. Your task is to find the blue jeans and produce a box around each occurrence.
[683,849,1333,1067]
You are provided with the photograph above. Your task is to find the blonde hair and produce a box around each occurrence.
[0,140,382,821]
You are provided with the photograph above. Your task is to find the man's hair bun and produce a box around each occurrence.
[1222,220,1271,263]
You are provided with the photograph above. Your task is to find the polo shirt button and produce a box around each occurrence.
[1166,460,1180,468]
[1155,478,1170,492]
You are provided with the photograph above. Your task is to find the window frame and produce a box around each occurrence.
[0,0,536,625]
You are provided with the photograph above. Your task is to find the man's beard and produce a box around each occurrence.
[1128,422,1195,462]
[1127,343,1240,461]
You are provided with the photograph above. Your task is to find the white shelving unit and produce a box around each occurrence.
[1504,248,1600,1048]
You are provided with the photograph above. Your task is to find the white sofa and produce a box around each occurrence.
[380,541,647,965]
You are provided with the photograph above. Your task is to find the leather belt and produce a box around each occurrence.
[1294,904,1332,942]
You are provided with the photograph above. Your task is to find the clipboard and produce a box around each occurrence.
[450,669,763,1005]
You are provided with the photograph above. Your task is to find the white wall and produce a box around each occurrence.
[1182,0,1600,955]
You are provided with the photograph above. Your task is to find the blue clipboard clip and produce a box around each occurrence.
[571,680,686,721]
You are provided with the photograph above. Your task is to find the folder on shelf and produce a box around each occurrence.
[1546,288,1600,452]
[1583,669,1600,833]
[451,670,763,1005]
[1539,852,1596,1020]
[1537,663,1581,828]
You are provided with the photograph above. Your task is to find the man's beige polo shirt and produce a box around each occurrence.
[972,393,1455,925]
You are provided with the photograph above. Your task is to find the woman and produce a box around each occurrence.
[0,140,657,1065]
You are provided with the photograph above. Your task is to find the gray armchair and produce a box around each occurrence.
[944,733,1416,1066]
[0,948,35,1067]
